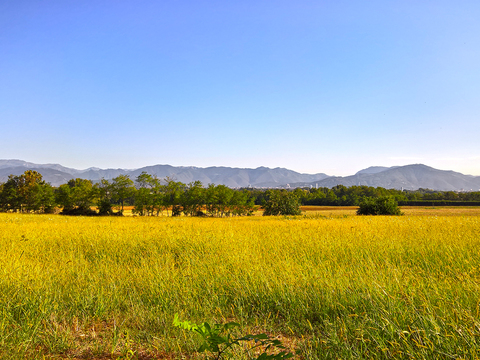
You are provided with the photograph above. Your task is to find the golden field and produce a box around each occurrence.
[1,208,480,359]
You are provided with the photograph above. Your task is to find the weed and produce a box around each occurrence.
[174,314,293,359]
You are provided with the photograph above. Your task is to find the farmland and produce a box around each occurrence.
[1,209,480,359]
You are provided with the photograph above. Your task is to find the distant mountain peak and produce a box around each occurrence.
[356,166,391,175]
[1,160,478,191]
[356,165,402,175]
[309,164,480,191]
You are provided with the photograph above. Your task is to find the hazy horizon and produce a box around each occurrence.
[2,158,480,178]
[1,1,479,176]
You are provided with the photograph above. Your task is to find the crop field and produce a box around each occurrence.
[1,209,480,359]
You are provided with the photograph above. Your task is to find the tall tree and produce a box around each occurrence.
[0,170,53,213]
[215,185,234,217]
[71,178,94,210]
[111,174,135,213]
[262,190,301,216]
[181,181,205,216]
[133,172,154,216]
[94,179,114,215]
[150,175,166,216]
[164,178,184,216]
[55,184,75,211]
[56,178,95,214]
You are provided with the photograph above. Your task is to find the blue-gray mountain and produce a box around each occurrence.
[0,160,479,191]
[0,160,328,188]
[291,164,480,191]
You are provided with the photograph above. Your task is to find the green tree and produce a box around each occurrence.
[69,178,94,210]
[205,183,219,216]
[357,196,403,215]
[133,172,166,216]
[164,178,184,216]
[0,183,4,211]
[150,175,166,216]
[56,178,95,215]
[41,184,56,213]
[181,181,205,216]
[263,190,301,216]
[133,172,154,216]
[324,189,338,205]
[0,170,53,213]
[56,184,75,211]
[230,189,255,216]
[111,175,135,213]
[0,176,22,211]
[18,170,45,212]
[215,184,234,217]
[94,179,114,215]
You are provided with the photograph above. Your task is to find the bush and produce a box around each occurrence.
[60,206,98,216]
[357,196,403,216]
[263,190,301,216]
[98,199,117,216]
[173,314,293,359]
[172,205,182,217]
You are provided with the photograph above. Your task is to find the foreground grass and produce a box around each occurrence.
[0,212,480,359]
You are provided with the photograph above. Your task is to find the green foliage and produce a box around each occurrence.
[181,181,205,216]
[11,170,480,217]
[173,314,293,360]
[164,177,184,216]
[0,170,54,213]
[59,206,98,216]
[171,205,182,217]
[94,178,115,215]
[263,190,301,216]
[111,174,135,212]
[297,185,480,206]
[203,184,255,217]
[56,178,95,214]
[98,198,115,215]
[129,177,255,218]
[132,172,165,216]
[132,187,150,216]
[357,196,403,215]
[55,184,74,211]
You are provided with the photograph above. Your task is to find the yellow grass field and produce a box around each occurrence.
[1,209,480,359]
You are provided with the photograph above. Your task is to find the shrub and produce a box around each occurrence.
[263,190,301,216]
[60,206,98,216]
[173,314,293,359]
[172,205,182,217]
[98,199,116,216]
[357,196,403,216]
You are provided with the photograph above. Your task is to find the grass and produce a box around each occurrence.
[0,209,480,358]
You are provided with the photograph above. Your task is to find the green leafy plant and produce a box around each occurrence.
[174,314,294,360]
[262,190,301,216]
[357,196,403,215]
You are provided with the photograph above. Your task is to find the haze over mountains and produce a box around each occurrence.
[1,160,479,191]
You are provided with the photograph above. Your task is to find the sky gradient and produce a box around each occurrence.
[1,1,479,176]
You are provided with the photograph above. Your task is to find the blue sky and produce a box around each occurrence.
[1,1,479,175]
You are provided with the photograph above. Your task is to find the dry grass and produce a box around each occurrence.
[1,208,480,358]
[400,206,480,216]
[109,205,480,217]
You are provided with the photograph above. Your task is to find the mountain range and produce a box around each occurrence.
[0,160,479,191]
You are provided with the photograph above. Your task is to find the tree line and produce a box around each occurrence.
[1,170,480,216]
[0,170,256,216]
[246,185,480,207]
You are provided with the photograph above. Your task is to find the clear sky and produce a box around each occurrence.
[1,1,479,176]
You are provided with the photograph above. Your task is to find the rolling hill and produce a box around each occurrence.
[0,160,329,188]
[1,160,479,191]
[297,164,480,191]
